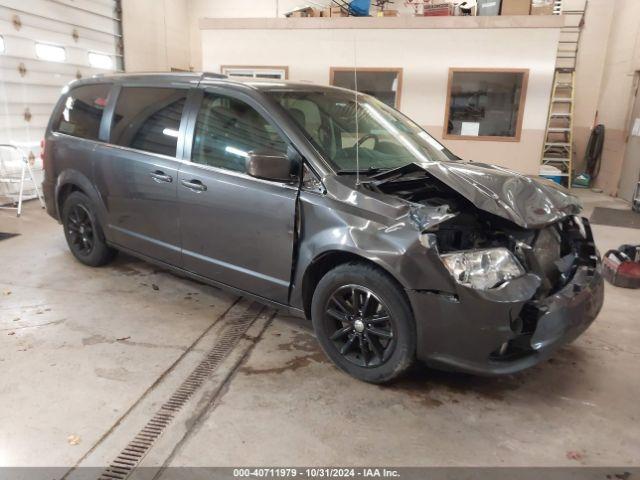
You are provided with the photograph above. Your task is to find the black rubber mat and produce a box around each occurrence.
[590,207,640,229]
[0,232,19,241]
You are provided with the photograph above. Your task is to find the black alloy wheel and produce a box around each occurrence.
[66,204,95,256]
[62,191,116,267]
[324,284,396,368]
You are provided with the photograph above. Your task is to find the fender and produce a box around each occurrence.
[55,169,109,235]
[289,192,457,311]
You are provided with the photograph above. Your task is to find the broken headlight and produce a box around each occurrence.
[440,248,525,290]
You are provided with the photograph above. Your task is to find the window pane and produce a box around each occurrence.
[192,93,287,173]
[268,90,454,172]
[88,52,113,70]
[222,67,287,80]
[111,87,187,157]
[332,70,400,108]
[446,70,526,138]
[53,84,110,140]
[35,43,66,62]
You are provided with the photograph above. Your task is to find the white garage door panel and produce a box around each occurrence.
[0,112,49,131]
[52,0,118,19]
[1,26,120,57]
[1,0,119,34]
[0,67,79,87]
[1,83,61,104]
[0,0,121,203]
[0,6,120,39]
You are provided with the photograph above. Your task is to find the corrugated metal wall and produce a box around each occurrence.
[0,0,122,202]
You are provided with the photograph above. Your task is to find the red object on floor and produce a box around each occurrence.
[603,249,640,289]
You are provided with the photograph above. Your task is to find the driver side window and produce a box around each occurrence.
[192,92,288,173]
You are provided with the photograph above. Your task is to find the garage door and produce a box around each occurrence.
[0,0,123,202]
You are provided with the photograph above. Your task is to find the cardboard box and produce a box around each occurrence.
[377,9,399,16]
[530,0,554,15]
[501,0,530,15]
[321,7,331,17]
[287,7,316,17]
[330,6,348,17]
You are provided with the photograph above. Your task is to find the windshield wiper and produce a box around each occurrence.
[336,167,392,175]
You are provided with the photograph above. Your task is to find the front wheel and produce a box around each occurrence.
[311,262,416,383]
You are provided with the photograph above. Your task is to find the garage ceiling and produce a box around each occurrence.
[0,0,123,199]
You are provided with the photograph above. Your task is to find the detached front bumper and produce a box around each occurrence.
[409,223,604,376]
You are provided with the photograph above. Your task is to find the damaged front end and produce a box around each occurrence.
[364,162,604,375]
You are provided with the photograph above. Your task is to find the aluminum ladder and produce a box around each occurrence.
[540,2,586,187]
[0,144,45,217]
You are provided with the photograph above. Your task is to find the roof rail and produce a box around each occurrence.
[201,72,228,79]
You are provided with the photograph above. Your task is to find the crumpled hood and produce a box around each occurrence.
[373,161,582,229]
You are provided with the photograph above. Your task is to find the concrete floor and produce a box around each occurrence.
[0,191,639,470]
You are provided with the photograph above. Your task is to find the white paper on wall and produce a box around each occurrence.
[631,118,640,137]
[461,122,480,136]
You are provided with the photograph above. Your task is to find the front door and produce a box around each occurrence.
[178,89,298,304]
[94,85,189,266]
[619,73,640,203]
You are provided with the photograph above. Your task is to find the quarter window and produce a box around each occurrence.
[111,87,188,157]
[444,69,529,140]
[53,84,111,140]
[191,93,287,173]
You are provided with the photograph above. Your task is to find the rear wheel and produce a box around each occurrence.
[311,262,416,383]
[62,191,115,267]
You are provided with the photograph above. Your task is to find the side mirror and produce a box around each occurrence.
[246,150,296,183]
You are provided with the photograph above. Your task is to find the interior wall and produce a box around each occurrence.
[591,0,640,194]
[200,23,561,174]
[570,0,640,195]
[186,0,415,71]
[570,0,613,175]
[121,0,190,72]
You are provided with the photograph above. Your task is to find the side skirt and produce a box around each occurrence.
[109,242,306,318]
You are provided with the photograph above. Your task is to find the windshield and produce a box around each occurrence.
[266,89,457,172]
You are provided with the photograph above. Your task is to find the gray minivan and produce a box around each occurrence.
[42,72,604,383]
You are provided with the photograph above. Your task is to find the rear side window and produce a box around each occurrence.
[54,84,110,140]
[110,87,187,157]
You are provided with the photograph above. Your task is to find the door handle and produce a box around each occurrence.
[150,170,173,183]
[180,179,207,192]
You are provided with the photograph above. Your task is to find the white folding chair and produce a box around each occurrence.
[0,144,45,217]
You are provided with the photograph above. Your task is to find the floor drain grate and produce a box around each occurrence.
[98,303,264,480]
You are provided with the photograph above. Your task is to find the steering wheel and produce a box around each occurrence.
[357,133,379,149]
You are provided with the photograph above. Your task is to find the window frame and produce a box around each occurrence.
[102,82,196,160]
[220,65,289,80]
[183,86,297,179]
[442,67,529,142]
[329,67,403,109]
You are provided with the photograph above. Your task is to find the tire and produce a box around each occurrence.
[61,191,116,267]
[311,262,416,383]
